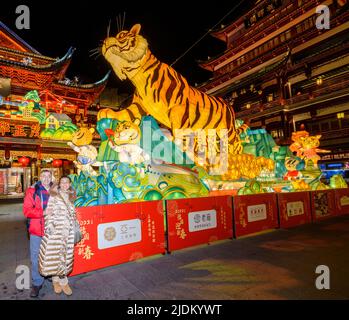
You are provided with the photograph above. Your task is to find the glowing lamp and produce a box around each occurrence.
[18,156,30,167]
[52,159,63,167]
[63,160,70,167]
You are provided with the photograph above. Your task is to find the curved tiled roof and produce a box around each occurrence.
[0,46,55,61]
[53,71,111,90]
[0,20,41,54]
[0,47,75,72]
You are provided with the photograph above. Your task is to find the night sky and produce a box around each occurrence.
[2,0,255,94]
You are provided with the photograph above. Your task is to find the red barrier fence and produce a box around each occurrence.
[70,201,165,276]
[310,190,336,221]
[67,189,349,275]
[277,192,312,228]
[233,193,279,238]
[166,196,233,252]
[333,188,349,215]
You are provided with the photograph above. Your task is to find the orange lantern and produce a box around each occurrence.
[52,159,63,167]
[18,156,30,167]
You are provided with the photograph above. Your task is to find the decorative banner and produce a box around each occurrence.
[233,193,278,238]
[333,188,349,216]
[277,192,312,228]
[0,119,40,138]
[69,201,165,276]
[310,190,336,221]
[166,196,233,252]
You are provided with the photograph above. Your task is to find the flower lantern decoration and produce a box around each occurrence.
[52,159,63,168]
[18,156,30,167]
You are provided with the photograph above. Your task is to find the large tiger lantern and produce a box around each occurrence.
[97,24,247,167]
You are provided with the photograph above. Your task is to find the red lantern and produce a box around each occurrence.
[52,159,63,167]
[18,156,30,167]
[63,160,70,167]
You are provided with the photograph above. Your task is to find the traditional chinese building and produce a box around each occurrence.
[198,0,349,165]
[0,21,108,197]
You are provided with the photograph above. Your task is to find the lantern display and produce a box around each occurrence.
[18,156,30,167]
[63,160,71,167]
[52,159,63,167]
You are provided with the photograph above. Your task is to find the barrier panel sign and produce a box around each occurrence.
[233,193,278,238]
[166,196,233,252]
[310,190,336,221]
[333,188,349,215]
[70,201,165,276]
[277,192,312,228]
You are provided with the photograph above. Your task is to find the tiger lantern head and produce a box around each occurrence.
[105,118,141,146]
[299,135,321,150]
[105,119,150,166]
[71,127,95,146]
[102,24,148,80]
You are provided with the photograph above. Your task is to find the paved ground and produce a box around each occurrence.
[0,200,349,300]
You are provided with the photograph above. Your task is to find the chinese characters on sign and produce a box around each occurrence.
[188,210,217,232]
[0,120,41,138]
[175,209,187,239]
[286,201,305,217]
[97,219,142,249]
[147,215,157,243]
[76,220,94,260]
[321,152,349,161]
[247,204,267,222]
[219,207,227,230]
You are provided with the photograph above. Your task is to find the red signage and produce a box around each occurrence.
[310,190,336,221]
[69,201,166,276]
[333,188,349,216]
[0,119,40,138]
[166,196,233,252]
[277,192,312,228]
[233,193,279,238]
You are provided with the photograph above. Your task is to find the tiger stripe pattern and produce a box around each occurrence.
[97,24,247,155]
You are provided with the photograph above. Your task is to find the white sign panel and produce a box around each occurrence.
[247,204,267,222]
[97,219,142,250]
[188,210,217,232]
[287,201,304,217]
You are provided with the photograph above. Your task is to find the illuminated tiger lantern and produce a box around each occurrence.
[105,118,150,165]
[97,24,247,165]
[289,131,330,168]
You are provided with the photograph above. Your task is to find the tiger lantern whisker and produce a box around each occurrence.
[122,12,126,30]
[107,19,111,38]
[116,15,120,33]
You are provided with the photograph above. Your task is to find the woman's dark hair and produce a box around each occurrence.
[58,176,73,192]
[59,176,71,184]
[58,175,76,202]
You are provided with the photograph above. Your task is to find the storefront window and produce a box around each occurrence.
[0,167,31,199]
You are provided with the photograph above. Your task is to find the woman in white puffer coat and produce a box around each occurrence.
[39,176,76,296]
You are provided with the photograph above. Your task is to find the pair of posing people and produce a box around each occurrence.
[23,171,77,298]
